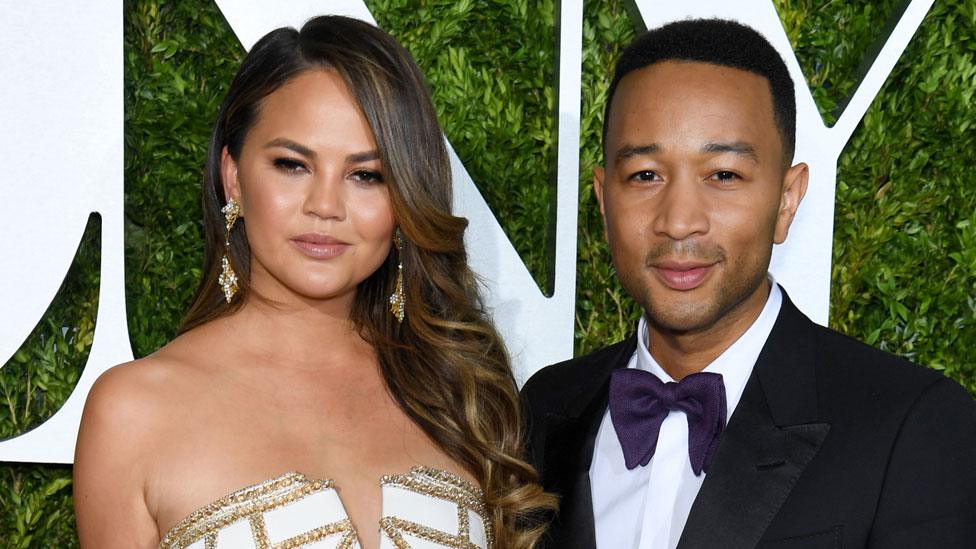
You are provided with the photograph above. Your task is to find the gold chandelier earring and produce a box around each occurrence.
[388,229,405,323]
[219,198,241,303]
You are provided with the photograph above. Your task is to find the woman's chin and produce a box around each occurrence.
[293,283,358,304]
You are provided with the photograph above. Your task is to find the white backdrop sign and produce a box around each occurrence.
[0,0,933,463]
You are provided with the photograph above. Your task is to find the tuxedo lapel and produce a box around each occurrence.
[678,291,831,549]
[676,386,830,548]
[540,335,637,548]
[541,403,604,548]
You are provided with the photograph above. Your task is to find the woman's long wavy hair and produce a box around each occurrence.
[180,15,554,547]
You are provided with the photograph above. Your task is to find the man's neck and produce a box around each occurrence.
[647,281,772,380]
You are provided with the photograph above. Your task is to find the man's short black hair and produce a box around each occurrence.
[603,18,796,166]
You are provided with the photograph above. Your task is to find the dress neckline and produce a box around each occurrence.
[159,466,487,548]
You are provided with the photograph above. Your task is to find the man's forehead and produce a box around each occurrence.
[605,61,778,152]
[613,60,773,110]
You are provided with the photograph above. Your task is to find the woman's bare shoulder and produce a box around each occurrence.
[74,334,223,547]
[90,344,198,411]
[78,326,231,452]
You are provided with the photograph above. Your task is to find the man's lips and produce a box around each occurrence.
[290,233,350,259]
[650,260,716,291]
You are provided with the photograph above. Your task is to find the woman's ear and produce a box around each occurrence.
[220,146,243,211]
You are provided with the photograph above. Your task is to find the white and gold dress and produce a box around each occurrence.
[158,466,492,549]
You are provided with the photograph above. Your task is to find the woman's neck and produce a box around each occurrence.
[220,290,371,372]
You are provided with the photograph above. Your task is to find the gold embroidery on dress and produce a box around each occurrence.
[457,505,470,539]
[276,520,358,549]
[249,514,270,549]
[380,466,494,549]
[157,467,492,549]
[158,472,355,549]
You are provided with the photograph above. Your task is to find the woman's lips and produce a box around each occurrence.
[291,234,350,259]
[651,262,714,291]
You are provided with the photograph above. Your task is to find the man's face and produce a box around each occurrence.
[595,60,807,335]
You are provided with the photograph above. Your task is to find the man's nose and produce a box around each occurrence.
[651,176,709,241]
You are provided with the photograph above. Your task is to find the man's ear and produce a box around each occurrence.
[774,162,809,244]
[593,166,609,242]
[220,146,243,212]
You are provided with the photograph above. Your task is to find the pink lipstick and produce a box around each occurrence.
[291,233,350,259]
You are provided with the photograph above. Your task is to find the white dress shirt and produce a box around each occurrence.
[589,282,783,549]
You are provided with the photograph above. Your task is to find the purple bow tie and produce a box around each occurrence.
[609,369,727,475]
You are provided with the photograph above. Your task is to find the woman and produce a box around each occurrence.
[74,15,552,548]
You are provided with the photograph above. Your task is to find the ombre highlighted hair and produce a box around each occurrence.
[181,15,554,547]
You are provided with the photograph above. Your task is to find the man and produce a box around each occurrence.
[522,19,976,549]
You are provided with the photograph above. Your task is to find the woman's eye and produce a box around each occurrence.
[273,158,308,174]
[351,170,385,184]
[630,170,660,182]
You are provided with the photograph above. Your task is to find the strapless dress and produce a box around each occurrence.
[158,466,492,549]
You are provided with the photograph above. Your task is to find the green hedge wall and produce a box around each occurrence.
[1,0,973,544]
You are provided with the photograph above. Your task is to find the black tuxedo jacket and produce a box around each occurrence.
[522,290,976,548]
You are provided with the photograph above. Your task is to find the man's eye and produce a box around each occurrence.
[351,170,385,184]
[273,158,307,174]
[631,170,660,182]
[711,170,740,181]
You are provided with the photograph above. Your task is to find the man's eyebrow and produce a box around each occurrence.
[614,143,660,165]
[702,141,759,163]
[265,138,315,158]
